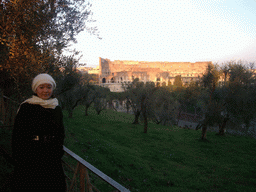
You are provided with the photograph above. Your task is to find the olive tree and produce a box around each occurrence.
[124,79,157,133]
[93,86,110,115]
[196,64,221,139]
[149,87,179,126]
[0,0,96,101]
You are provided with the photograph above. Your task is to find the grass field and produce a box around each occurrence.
[63,106,256,192]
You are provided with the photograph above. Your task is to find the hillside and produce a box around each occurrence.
[63,106,256,192]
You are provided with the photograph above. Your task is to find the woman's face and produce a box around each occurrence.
[36,83,53,100]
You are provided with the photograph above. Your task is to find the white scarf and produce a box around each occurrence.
[17,95,59,113]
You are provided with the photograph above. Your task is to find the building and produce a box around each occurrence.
[88,66,100,75]
[77,66,93,74]
[99,57,211,92]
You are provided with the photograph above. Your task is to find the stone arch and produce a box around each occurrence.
[111,77,114,83]
[102,78,106,83]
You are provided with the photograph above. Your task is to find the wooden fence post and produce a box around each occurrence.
[69,162,80,191]
[85,167,93,192]
[79,164,85,192]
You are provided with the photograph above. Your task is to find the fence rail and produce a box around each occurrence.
[63,146,130,192]
[0,143,130,192]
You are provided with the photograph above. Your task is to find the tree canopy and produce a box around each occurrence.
[0,0,96,100]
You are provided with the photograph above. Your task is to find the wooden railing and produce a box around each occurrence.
[0,143,130,191]
[62,146,130,192]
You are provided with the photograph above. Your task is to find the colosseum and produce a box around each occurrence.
[99,57,211,92]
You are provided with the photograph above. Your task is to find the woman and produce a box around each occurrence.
[12,73,66,191]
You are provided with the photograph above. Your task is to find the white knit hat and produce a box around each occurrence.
[32,73,56,93]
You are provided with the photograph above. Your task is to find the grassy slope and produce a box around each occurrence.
[63,106,256,192]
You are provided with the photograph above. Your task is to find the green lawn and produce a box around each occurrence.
[63,106,256,192]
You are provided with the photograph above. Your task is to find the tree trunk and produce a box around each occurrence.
[85,106,89,116]
[143,112,148,133]
[201,124,207,140]
[176,109,182,125]
[85,107,88,116]
[126,100,130,114]
[141,95,148,133]
[68,109,73,118]
[132,111,140,124]
[218,126,225,135]
[108,101,114,110]
[218,118,228,135]
[126,104,130,114]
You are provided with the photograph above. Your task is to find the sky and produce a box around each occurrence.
[65,0,256,68]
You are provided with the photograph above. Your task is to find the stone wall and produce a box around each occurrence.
[99,57,211,92]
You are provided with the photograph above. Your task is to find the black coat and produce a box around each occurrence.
[11,103,66,191]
